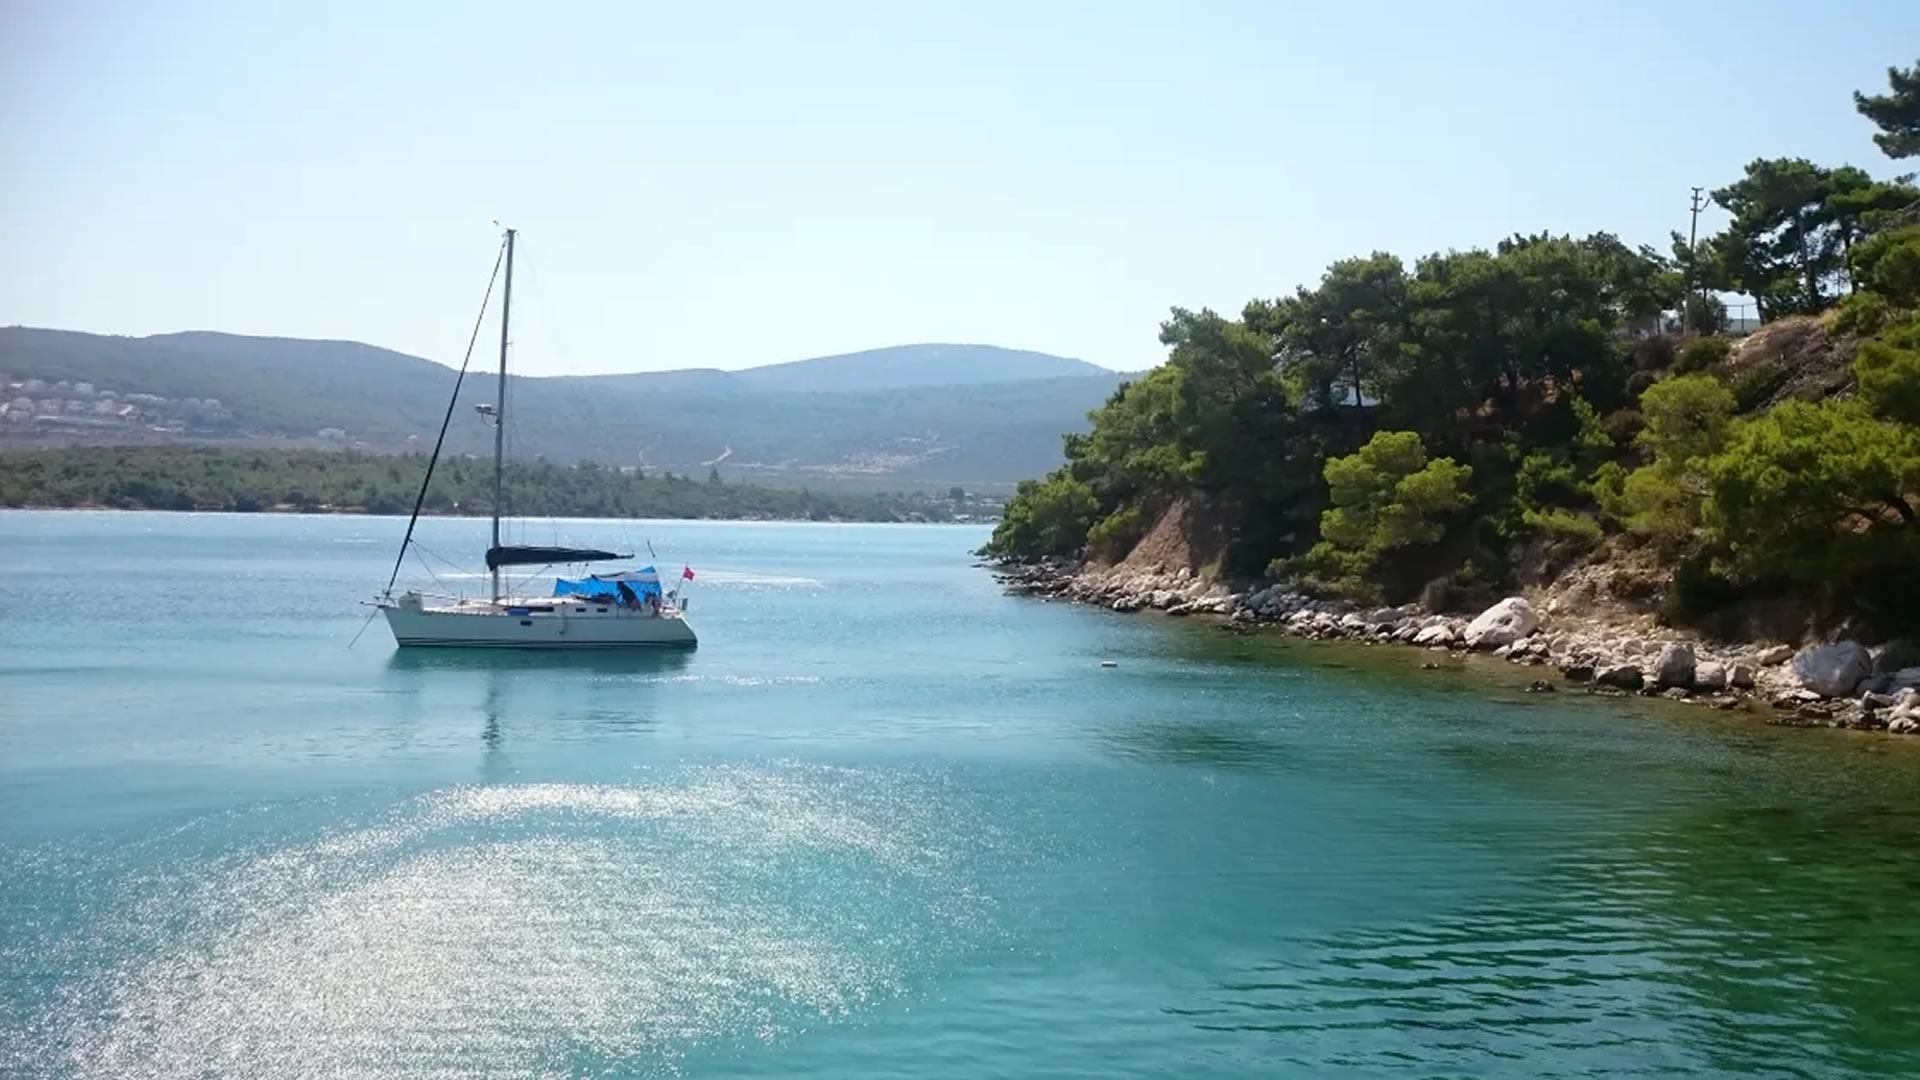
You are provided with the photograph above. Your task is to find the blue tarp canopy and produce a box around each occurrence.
[553,567,662,601]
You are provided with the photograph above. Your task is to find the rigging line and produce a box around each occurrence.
[347,605,381,649]
[408,540,471,575]
[380,234,509,599]
[518,248,581,374]
[409,544,452,594]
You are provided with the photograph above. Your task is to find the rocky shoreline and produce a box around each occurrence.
[992,560,1920,736]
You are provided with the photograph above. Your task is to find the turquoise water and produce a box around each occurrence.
[3,512,1920,1078]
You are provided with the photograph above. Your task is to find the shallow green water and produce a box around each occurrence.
[3,511,1919,1078]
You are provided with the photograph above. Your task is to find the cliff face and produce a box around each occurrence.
[1109,494,1242,581]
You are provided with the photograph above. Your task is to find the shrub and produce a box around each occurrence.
[1671,336,1732,375]
[1603,408,1645,444]
[1854,317,1920,425]
[1833,291,1893,336]
[1522,506,1604,545]
[1731,362,1791,412]
[1086,504,1152,561]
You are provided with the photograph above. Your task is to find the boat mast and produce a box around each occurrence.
[491,228,515,603]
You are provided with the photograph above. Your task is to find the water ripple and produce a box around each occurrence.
[10,765,997,1079]
[1175,843,1920,1077]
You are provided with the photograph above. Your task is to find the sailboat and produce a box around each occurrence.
[375,228,698,649]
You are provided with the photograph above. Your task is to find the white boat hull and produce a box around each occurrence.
[382,593,697,649]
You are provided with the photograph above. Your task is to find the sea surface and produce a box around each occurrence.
[3,511,1919,1079]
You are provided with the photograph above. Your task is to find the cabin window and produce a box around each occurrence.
[596,607,608,613]
[519,619,533,626]
[574,607,586,613]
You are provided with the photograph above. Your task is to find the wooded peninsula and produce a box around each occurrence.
[985,60,1920,644]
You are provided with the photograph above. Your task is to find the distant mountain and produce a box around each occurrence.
[0,329,1130,487]
[729,344,1109,392]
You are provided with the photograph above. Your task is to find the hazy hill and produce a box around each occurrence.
[0,329,1129,487]
[728,344,1108,392]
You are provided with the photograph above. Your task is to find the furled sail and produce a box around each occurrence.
[484,545,630,570]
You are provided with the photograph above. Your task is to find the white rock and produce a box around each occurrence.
[1463,597,1541,650]
[1654,642,1696,688]
[1693,660,1727,692]
[1727,662,1756,689]
[1791,642,1874,698]
[1755,644,1795,666]
[1413,624,1456,647]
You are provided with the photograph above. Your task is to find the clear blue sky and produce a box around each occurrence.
[3,1,1915,376]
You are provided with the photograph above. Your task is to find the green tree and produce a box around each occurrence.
[1705,401,1920,582]
[1637,374,1737,464]
[1855,58,1920,160]
[1291,430,1471,595]
[1854,316,1920,425]
[1710,159,1863,318]
[982,471,1098,560]
[1851,223,1920,309]
[1612,375,1736,544]
[1246,253,1408,413]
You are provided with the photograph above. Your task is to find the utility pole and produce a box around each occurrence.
[1682,187,1705,335]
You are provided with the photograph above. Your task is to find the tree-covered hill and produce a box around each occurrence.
[0,332,1127,486]
[986,59,1920,639]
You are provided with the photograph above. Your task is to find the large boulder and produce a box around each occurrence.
[1891,667,1920,690]
[1654,642,1696,689]
[1873,638,1920,675]
[1692,659,1728,692]
[1791,642,1874,698]
[1727,662,1757,689]
[1413,623,1457,647]
[1596,663,1645,690]
[1463,597,1541,650]
[1755,644,1795,666]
